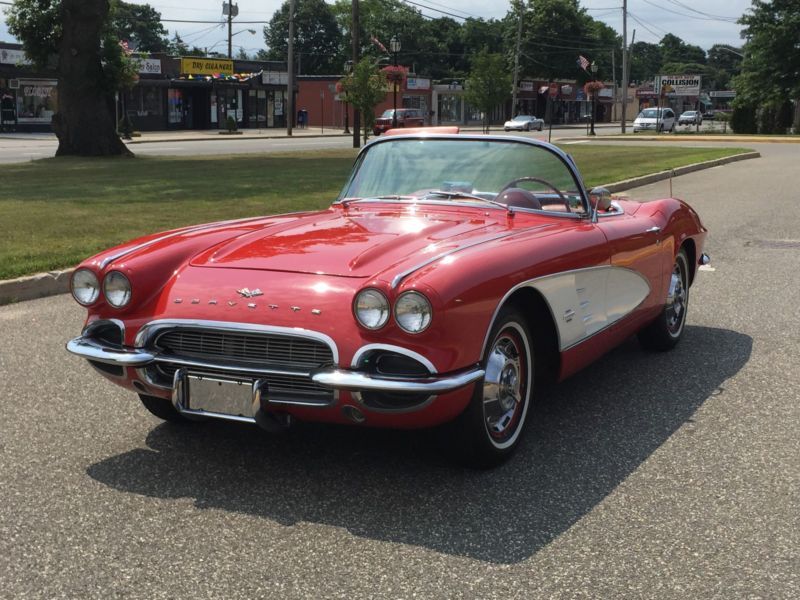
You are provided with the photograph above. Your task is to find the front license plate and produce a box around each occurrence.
[186,374,255,418]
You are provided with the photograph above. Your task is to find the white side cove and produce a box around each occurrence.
[526,266,651,351]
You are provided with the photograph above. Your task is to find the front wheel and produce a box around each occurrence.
[639,249,690,351]
[444,308,533,468]
[538,123,543,131]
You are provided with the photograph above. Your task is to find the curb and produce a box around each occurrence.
[600,150,760,193]
[0,268,74,306]
[125,132,351,145]
[0,150,760,306]
[581,134,800,144]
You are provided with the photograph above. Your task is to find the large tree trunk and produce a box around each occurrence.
[53,0,132,157]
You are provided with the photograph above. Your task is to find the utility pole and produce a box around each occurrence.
[352,0,360,148]
[621,0,628,133]
[511,1,523,118]
[224,1,236,59]
[611,49,616,121]
[287,0,295,136]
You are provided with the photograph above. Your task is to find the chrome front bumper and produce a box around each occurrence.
[66,335,484,395]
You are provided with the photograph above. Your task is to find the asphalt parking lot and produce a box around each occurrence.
[0,141,797,598]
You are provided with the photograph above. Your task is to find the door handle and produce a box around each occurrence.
[645,226,661,234]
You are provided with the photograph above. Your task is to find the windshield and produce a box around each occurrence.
[339,138,586,214]
[380,110,395,118]
[512,115,531,121]
[682,111,697,116]
[639,109,667,118]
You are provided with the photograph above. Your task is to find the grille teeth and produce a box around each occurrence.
[154,329,333,368]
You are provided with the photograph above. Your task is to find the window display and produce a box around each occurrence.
[16,79,57,123]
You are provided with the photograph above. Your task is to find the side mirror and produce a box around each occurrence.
[589,187,612,222]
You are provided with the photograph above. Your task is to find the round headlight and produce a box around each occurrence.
[354,289,390,330]
[394,291,432,333]
[71,268,100,306]
[103,271,132,308]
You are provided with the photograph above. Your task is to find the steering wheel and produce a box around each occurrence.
[497,177,571,212]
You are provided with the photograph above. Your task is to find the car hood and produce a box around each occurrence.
[189,205,511,278]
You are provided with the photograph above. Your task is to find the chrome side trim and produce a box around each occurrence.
[480,265,652,355]
[311,367,484,394]
[350,344,437,373]
[98,216,266,269]
[66,337,157,366]
[134,318,339,365]
[390,227,547,290]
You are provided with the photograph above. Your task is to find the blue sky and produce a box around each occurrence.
[1,0,750,56]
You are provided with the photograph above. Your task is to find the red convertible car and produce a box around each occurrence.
[67,131,708,467]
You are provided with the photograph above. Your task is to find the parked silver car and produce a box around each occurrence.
[503,115,544,132]
[678,111,703,126]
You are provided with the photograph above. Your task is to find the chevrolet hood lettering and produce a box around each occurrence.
[236,288,264,298]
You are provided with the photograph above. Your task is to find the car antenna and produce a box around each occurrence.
[669,168,674,197]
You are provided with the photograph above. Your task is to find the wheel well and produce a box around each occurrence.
[501,287,560,384]
[681,238,697,285]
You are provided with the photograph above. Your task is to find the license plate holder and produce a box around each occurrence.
[182,373,257,420]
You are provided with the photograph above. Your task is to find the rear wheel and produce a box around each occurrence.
[639,249,690,351]
[444,308,533,468]
[138,394,191,423]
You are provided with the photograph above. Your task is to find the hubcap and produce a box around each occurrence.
[483,328,527,443]
[666,259,687,335]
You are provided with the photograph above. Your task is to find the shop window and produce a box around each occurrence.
[168,89,183,124]
[16,79,57,123]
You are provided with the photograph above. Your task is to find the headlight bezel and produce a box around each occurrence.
[353,288,391,330]
[394,291,433,334]
[103,270,132,308]
[70,268,101,306]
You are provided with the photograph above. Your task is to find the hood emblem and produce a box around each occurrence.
[236,288,264,298]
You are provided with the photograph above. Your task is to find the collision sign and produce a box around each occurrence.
[655,75,701,97]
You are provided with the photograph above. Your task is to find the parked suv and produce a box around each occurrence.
[373,109,425,135]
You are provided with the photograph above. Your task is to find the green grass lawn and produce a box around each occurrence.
[0,145,749,280]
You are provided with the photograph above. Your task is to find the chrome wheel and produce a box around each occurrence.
[482,323,531,449]
[666,255,688,337]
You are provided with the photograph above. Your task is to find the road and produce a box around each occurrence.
[0,141,798,598]
[0,124,627,163]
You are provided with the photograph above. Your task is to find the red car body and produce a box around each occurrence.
[67,134,708,466]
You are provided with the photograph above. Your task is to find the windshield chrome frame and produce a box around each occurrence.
[335,134,590,216]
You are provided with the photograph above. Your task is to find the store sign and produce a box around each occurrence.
[262,71,288,85]
[519,81,534,92]
[0,49,30,65]
[407,77,430,90]
[598,87,613,98]
[561,85,573,96]
[136,58,162,75]
[181,57,234,76]
[655,75,701,97]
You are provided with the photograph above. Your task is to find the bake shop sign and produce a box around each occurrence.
[655,75,701,97]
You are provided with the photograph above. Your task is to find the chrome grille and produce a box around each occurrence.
[147,326,335,405]
[154,328,333,368]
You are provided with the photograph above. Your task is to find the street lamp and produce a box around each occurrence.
[390,35,401,128]
[590,61,598,136]
[342,61,352,134]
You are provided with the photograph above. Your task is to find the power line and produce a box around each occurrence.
[639,0,738,22]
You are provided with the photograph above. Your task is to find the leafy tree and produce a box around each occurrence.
[707,44,743,78]
[339,58,387,144]
[7,0,134,156]
[629,41,662,83]
[732,0,800,132]
[463,50,511,133]
[659,33,705,65]
[264,0,343,75]
[168,33,189,56]
[111,1,168,53]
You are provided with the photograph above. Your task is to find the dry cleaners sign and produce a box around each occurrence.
[181,57,234,76]
[655,75,701,96]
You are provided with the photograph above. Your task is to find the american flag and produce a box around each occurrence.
[371,36,388,53]
[577,55,590,71]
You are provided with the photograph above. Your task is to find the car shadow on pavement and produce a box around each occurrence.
[86,325,751,564]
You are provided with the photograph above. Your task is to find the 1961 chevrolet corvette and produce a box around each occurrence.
[67,131,708,467]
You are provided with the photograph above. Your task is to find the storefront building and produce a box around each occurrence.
[1,43,292,132]
[1,42,59,132]
[514,79,615,124]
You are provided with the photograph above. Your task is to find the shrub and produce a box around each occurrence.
[730,105,757,134]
